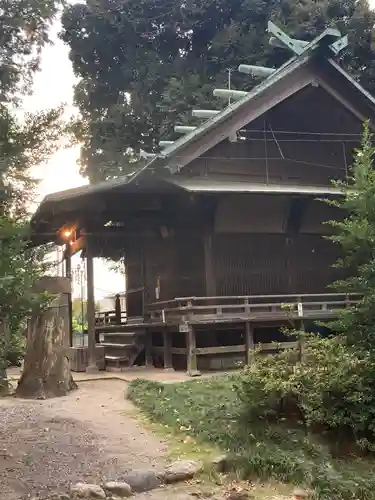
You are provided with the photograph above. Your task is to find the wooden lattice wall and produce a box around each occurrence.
[212,233,341,296]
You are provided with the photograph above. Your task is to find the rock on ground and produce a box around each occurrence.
[104,481,132,497]
[120,470,163,493]
[164,460,203,483]
[70,483,106,499]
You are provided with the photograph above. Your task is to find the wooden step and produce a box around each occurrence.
[105,355,128,362]
[96,323,145,334]
[100,342,135,349]
[104,343,145,371]
[102,332,143,345]
[103,332,138,338]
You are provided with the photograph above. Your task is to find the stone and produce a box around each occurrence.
[293,488,311,499]
[70,483,106,499]
[163,460,203,484]
[50,494,70,500]
[212,454,231,473]
[104,481,132,497]
[226,491,249,500]
[120,470,163,493]
[0,448,12,459]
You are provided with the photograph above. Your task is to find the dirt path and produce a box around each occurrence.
[0,380,167,500]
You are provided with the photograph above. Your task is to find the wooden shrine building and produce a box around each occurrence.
[31,24,375,374]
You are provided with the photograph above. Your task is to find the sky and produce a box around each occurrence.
[26,3,375,298]
[25,21,125,300]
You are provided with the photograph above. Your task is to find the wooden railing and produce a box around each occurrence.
[95,310,127,326]
[94,287,146,327]
[147,293,361,324]
[153,341,300,358]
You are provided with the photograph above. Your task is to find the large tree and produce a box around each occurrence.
[0,0,64,102]
[0,0,72,393]
[61,0,375,183]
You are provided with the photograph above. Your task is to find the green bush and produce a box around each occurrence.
[237,335,375,451]
[128,374,375,499]
[6,332,25,367]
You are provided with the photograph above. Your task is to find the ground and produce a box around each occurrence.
[0,374,291,500]
[0,380,170,500]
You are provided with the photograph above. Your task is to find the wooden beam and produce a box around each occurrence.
[285,197,310,235]
[299,320,306,361]
[64,243,73,347]
[86,236,98,373]
[317,78,370,126]
[196,345,245,355]
[259,341,299,351]
[145,332,153,367]
[163,331,174,371]
[154,346,187,355]
[70,234,85,256]
[115,294,122,325]
[245,322,254,365]
[314,60,375,130]
[186,324,200,377]
[203,232,216,296]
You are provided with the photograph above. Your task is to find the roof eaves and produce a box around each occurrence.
[167,178,345,196]
[327,58,375,111]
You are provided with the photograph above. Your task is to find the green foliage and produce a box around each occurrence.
[238,337,375,451]
[6,330,25,367]
[0,215,52,388]
[0,218,49,318]
[61,0,375,182]
[128,372,375,499]
[0,0,74,388]
[325,123,375,353]
[72,299,87,333]
[0,0,64,101]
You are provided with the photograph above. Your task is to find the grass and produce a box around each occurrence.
[123,402,220,465]
[127,375,375,500]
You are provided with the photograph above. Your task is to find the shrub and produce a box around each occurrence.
[128,374,375,499]
[237,335,375,451]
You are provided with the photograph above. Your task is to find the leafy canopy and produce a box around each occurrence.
[0,0,73,383]
[61,0,375,182]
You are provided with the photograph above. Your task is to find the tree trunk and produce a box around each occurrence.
[16,277,77,399]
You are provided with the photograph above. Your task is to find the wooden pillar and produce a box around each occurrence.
[115,294,121,324]
[144,332,153,368]
[245,322,254,365]
[86,237,98,373]
[203,232,216,296]
[186,324,200,377]
[163,330,174,371]
[65,243,73,347]
[299,320,305,362]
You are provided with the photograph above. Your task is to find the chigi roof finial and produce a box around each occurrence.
[155,21,349,150]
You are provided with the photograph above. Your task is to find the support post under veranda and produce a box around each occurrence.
[144,332,153,368]
[86,236,98,373]
[245,321,255,365]
[186,324,200,377]
[163,330,174,371]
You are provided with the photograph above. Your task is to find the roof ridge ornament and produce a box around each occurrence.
[267,21,348,56]
[156,21,349,151]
